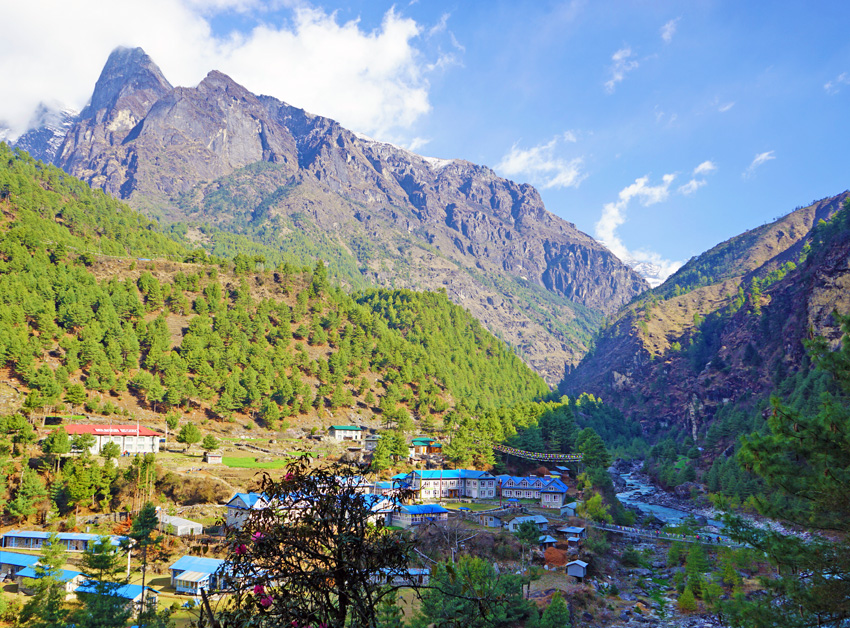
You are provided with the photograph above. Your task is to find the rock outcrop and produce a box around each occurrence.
[562,192,850,435]
[16,47,649,384]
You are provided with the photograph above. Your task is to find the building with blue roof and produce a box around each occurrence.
[16,566,85,598]
[496,476,570,508]
[75,581,158,612]
[169,555,228,594]
[0,550,40,577]
[371,566,430,587]
[394,469,496,501]
[1,530,126,553]
[392,504,450,528]
[225,493,269,529]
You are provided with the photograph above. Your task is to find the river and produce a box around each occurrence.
[616,471,726,529]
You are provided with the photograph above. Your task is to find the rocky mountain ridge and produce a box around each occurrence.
[12,46,649,384]
[561,192,850,437]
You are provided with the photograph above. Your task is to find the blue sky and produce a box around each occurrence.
[2,1,849,283]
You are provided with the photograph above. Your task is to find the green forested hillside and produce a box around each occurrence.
[0,143,548,434]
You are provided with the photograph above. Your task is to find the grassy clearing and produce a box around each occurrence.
[222,456,290,469]
[441,502,497,512]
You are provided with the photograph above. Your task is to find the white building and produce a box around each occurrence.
[64,424,160,455]
[393,470,496,500]
[328,425,363,442]
[158,513,203,536]
[505,514,549,533]
[225,493,269,529]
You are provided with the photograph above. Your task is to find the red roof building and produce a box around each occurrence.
[65,424,161,455]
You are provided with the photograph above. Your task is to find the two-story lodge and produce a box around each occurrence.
[393,470,497,500]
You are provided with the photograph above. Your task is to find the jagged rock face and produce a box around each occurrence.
[21,47,650,384]
[10,103,77,164]
[562,193,850,435]
[54,47,174,196]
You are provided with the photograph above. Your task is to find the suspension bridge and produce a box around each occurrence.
[490,443,583,463]
[585,522,744,548]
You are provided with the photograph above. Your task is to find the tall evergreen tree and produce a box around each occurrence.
[73,537,132,628]
[128,502,164,619]
[8,467,48,521]
[19,532,69,628]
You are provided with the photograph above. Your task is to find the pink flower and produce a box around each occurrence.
[291,621,298,627]
[234,544,248,555]
[260,595,273,608]
[252,532,265,542]
[253,584,265,596]
[284,472,294,481]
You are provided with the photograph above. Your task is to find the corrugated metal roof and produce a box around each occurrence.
[175,570,210,583]
[76,581,154,600]
[411,469,493,480]
[170,555,226,575]
[226,493,266,509]
[511,515,548,525]
[65,424,159,437]
[17,567,82,582]
[159,515,203,528]
[400,504,450,515]
[329,425,362,431]
[0,551,41,567]
[2,530,125,544]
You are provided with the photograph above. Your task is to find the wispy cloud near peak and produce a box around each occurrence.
[496,133,585,189]
[595,174,682,284]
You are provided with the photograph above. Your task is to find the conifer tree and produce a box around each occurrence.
[376,588,405,628]
[370,436,393,472]
[73,537,132,628]
[8,467,48,521]
[678,586,698,613]
[201,435,220,452]
[128,502,164,618]
[540,592,571,628]
[42,426,71,473]
[19,532,69,628]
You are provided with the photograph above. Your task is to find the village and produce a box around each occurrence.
[0,418,610,625]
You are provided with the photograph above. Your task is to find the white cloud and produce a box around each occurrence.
[676,160,716,195]
[404,137,431,152]
[693,160,716,175]
[496,133,585,189]
[660,18,679,43]
[595,174,682,283]
[678,178,706,196]
[743,151,775,178]
[0,1,448,141]
[824,72,850,94]
[718,101,735,112]
[605,47,639,93]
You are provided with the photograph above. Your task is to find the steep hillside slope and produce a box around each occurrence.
[561,192,850,439]
[0,144,548,436]
[20,47,648,384]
